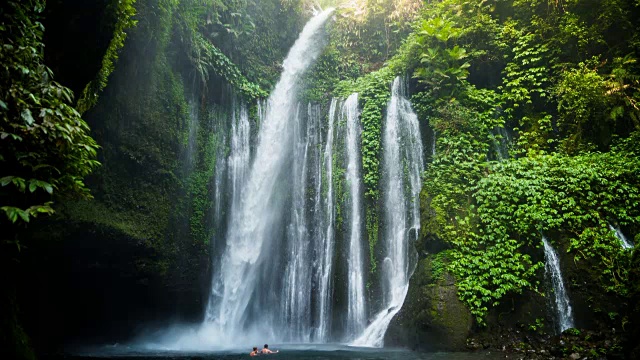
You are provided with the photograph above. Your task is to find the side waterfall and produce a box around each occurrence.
[314,99,338,342]
[353,77,424,347]
[281,103,325,342]
[542,236,575,333]
[609,224,634,249]
[203,9,334,346]
[282,103,311,341]
[205,98,252,323]
[343,93,367,340]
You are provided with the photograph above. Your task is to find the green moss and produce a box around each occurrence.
[77,0,138,114]
[366,208,378,275]
[62,195,169,248]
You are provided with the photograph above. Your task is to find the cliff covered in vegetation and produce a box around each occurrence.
[2,0,640,358]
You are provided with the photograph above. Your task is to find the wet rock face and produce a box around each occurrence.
[385,256,472,351]
[22,220,209,347]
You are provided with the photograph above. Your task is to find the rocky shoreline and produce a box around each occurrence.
[468,328,627,360]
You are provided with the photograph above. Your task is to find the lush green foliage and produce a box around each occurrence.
[335,67,396,274]
[61,0,198,273]
[405,0,640,324]
[56,0,306,277]
[176,0,308,96]
[76,0,138,114]
[0,1,99,242]
[186,31,267,98]
[326,0,640,325]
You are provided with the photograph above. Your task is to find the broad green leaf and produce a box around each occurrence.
[21,109,34,125]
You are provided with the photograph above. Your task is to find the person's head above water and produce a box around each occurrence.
[263,344,269,349]
[253,347,258,351]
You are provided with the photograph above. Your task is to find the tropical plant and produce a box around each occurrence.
[0,0,100,246]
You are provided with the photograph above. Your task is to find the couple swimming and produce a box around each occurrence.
[250,344,279,356]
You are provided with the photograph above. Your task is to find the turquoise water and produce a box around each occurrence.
[64,345,503,360]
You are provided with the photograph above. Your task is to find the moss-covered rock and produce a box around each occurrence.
[385,255,472,351]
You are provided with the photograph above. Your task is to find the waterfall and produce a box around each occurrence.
[228,101,251,215]
[212,144,226,231]
[542,236,575,333]
[203,9,334,346]
[609,224,634,249]
[353,77,424,347]
[343,93,367,340]
[205,98,252,322]
[313,99,337,342]
[431,129,436,158]
[281,103,312,342]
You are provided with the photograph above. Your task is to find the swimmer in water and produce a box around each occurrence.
[261,344,279,354]
[250,347,260,356]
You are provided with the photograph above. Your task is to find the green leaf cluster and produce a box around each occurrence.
[0,1,99,238]
[186,31,267,99]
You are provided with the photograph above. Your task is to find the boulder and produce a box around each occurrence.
[385,256,472,351]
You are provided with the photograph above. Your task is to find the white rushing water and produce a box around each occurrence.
[205,99,252,322]
[282,103,312,342]
[228,101,251,215]
[202,9,334,346]
[314,99,338,342]
[342,93,367,340]
[542,236,574,334]
[142,10,430,350]
[609,224,634,249]
[353,77,424,347]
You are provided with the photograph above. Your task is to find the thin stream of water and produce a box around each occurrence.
[542,236,574,333]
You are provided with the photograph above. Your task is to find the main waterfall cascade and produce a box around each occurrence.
[202,9,335,345]
[542,236,575,334]
[353,77,425,347]
[162,10,428,350]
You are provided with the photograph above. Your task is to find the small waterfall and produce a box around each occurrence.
[228,101,251,211]
[313,99,338,342]
[203,9,334,345]
[609,224,634,249]
[343,93,367,339]
[431,129,436,158]
[212,144,226,230]
[353,77,424,347]
[542,236,575,333]
[205,99,252,322]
